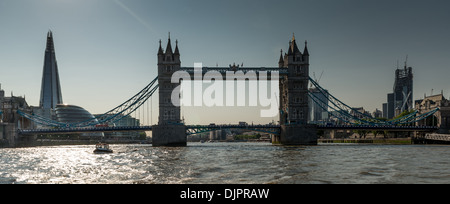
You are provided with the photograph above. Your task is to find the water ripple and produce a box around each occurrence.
[0,143,449,183]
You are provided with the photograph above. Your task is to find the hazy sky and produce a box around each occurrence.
[1,0,449,125]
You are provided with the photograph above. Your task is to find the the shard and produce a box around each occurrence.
[39,30,63,109]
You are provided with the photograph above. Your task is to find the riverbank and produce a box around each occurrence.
[319,138,412,145]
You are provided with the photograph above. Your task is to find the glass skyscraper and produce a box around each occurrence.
[39,30,63,110]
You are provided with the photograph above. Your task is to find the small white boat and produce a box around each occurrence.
[94,143,113,153]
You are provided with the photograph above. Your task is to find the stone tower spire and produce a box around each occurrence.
[174,40,180,56]
[278,49,284,68]
[165,32,173,54]
[158,39,164,55]
[39,30,63,109]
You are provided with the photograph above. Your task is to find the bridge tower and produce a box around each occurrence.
[152,35,187,146]
[276,34,317,145]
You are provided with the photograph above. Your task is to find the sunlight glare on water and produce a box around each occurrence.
[1,143,449,184]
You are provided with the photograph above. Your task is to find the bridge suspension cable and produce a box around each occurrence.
[308,77,439,126]
[18,76,159,128]
[92,76,159,126]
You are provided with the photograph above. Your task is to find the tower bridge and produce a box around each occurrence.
[151,34,315,146]
[10,33,443,147]
[17,124,437,136]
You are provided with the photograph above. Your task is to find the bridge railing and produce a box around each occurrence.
[179,67,288,76]
[185,124,281,136]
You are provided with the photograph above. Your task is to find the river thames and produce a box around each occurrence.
[0,143,449,184]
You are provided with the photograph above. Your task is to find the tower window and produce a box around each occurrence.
[164,110,168,120]
[292,108,297,119]
[296,66,302,74]
[293,82,303,89]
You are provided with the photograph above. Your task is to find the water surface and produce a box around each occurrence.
[0,143,449,184]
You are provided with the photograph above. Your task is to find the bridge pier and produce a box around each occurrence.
[277,124,317,145]
[152,124,186,147]
[0,123,18,147]
[0,123,14,147]
[0,123,36,148]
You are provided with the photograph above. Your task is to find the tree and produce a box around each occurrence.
[390,110,416,138]
[392,110,416,126]
[374,117,388,138]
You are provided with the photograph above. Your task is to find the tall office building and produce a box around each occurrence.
[39,30,63,109]
[308,87,329,123]
[383,61,413,119]
[393,65,413,114]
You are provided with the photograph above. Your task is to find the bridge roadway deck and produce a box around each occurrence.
[18,125,438,135]
[18,126,154,135]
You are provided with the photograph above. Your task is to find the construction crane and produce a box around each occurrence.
[311,71,324,88]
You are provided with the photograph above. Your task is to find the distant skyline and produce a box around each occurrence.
[1,0,450,125]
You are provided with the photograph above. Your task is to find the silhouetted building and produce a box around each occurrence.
[415,93,450,133]
[308,87,329,124]
[55,104,103,137]
[55,104,98,124]
[383,61,413,119]
[35,31,96,130]
[387,93,395,119]
[0,85,33,129]
[393,65,413,114]
[382,103,387,118]
[39,30,63,110]
[373,108,383,118]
